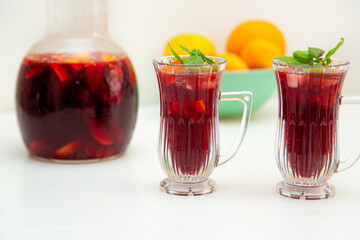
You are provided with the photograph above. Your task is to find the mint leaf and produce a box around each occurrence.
[178,45,215,64]
[204,56,215,64]
[308,47,325,59]
[183,55,205,65]
[293,50,313,63]
[277,38,344,66]
[324,58,332,65]
[197,51,215,64]
[168,43,183,63]
[277,56,310,66]
[179,45,195,55]
[191,49,199,55]
[325,38,344,60]
[167,44,216,65]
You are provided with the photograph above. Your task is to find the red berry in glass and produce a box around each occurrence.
[16,53,138,160]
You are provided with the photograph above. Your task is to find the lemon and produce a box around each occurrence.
[163,34,216,57]
[241,38,281,68]
[217,52,249,70]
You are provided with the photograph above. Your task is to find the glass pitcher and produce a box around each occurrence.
[273,58,360,199]
[16,0,138,162]
[153,56,253,196]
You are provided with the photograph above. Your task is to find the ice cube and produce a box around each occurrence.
[106,63,124,103]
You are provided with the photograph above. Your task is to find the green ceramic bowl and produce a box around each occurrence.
[219,69,276,117]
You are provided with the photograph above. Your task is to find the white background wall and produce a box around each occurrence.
[0,0,360,111]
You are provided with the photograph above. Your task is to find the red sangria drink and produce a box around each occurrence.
[276,70,345,179]
[154,50,253,196]
[271,36,360,199]
[157,65,222,176]
[274,39,360,200]
[16,53,138,161]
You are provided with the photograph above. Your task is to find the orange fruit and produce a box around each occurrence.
[226,21,286,59]
[163,34,216,57]
[101,54,117,62]
[57,53,92,63]
[217,52,249,70]
[54,140,82,158]
[241,39,281,68]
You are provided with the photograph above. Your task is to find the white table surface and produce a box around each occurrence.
[2,99,360,240]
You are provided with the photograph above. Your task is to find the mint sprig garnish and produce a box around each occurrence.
[325,38,344,59]
[308,47,325,59]
[179,45,215,64]
[277,38,344,66]
[168,43,183,64]
[167,43,215,65]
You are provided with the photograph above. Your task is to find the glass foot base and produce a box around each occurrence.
[30,153,122,164]
[160,178,216,196]
[277,181,335,200]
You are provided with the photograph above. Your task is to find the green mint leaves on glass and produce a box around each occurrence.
[168,43,184,64]
[167,43,215,65]
[277,38,344,66]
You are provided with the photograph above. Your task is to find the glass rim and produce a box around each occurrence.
[272,58,350,68]
[153,55,227,67]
